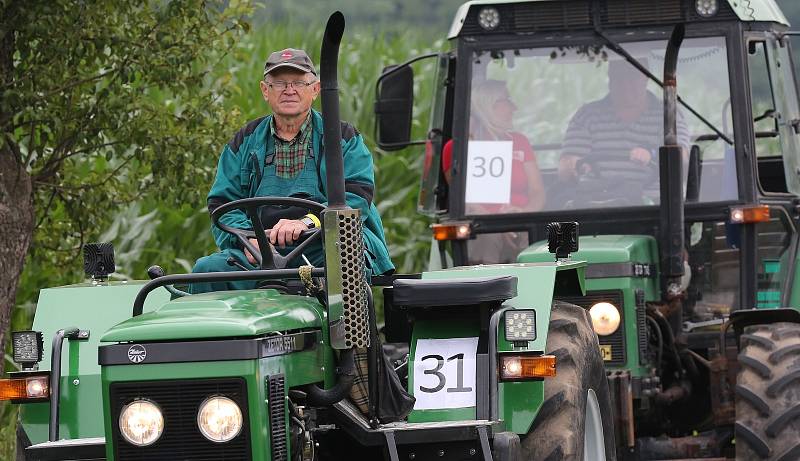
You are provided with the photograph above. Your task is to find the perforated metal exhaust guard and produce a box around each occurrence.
[323,208,370,349]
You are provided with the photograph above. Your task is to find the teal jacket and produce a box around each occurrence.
[206,109,394,276]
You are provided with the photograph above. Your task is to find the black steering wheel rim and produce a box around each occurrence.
[210,196,326,270]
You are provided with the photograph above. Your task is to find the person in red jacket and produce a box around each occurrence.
[441,79,545,263]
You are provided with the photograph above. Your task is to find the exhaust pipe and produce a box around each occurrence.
[659,24,686,301]
[320,11,346,209]
[306,11,359,406]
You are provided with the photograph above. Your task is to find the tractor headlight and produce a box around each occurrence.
[478,7,501,31]
[589,302,621,336]
[119,400,164,446]
[197,396,243,443]
[505,310,536,341]
[695,0,718,17]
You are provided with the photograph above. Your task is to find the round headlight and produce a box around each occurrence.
[695,0,718,18]
[589,302,621,336]
[478,7,501,31]
[119,400,164,446]
[197,396,243,443]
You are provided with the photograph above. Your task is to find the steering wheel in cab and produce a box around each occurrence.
[211,196,326,270]
[549,154,656,209]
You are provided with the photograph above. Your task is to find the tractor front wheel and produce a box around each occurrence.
[523,301,616,460]
[735,322,800,460]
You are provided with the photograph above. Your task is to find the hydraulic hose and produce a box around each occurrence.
[306,348,357,406]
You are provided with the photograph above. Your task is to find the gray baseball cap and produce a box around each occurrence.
[263,48,317,77]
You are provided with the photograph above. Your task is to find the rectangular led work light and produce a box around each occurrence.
[12,330,43,368]
[504,310,536,341]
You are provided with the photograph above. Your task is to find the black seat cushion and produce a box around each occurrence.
[392,276,518,308]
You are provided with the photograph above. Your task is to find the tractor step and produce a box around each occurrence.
[332,400,496,460]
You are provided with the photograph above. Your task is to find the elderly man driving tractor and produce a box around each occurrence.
[190,48,393,293]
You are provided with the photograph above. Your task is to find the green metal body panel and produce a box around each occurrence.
[408,262,584,433]
[519,235,658,268]
[101,289,324,342]
[519,236,660,377]
[101,349,325,461]
[20,282,170,445]
[447,0,788,38]
[407,320,480,423]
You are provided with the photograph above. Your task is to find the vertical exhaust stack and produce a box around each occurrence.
[319,12,370,351]
[659,24,686,300]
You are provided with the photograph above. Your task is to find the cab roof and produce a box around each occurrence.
[448,0,789,39]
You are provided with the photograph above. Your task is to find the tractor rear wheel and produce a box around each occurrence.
[735,322,800,460]
[523,301,616,461]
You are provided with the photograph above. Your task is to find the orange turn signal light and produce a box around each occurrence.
[499,354,556,381]
[432,222,472,241]
[0,374,50,402]
[729,205,770,224]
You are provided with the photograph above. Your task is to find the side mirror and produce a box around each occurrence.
[375,64,414,151]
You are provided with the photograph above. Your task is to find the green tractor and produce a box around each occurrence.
[7,11,616,461]
[374,0,800,459]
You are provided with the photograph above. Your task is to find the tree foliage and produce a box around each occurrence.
[2,0,250,264]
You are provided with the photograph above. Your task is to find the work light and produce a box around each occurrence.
[119,400,164,446]
[12,331,43,369]
[505,310,536,341]
[589,302,621,336]
[478,7,501,31]
[197,396,243,443]
[695,0,718,18]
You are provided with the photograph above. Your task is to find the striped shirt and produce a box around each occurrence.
[562,92,690,180]
[271,113,313,179]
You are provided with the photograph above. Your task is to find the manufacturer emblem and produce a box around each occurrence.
[127,344,147,363]
[281,51,293,58]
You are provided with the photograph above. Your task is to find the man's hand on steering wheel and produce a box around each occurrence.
[211,197,325,269]
[244,218,311,264]
[628,147,652,165]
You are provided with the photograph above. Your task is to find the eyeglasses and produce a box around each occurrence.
[265,80,316,91]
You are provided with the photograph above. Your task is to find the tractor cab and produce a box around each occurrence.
[376,0,800,457]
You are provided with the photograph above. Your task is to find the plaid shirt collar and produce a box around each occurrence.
[270,112,313,179]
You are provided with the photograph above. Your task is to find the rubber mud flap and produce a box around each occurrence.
[493,431,522,461]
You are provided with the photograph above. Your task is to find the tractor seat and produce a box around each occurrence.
[392,276,518,308]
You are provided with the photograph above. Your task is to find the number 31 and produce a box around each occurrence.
[419,353,472,393]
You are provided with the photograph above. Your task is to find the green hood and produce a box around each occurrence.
[101,289,324,342]
[518,235,658,265]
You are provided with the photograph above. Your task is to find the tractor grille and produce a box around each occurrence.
[110,378,251,461]
[557,290,626,367]
[635,289,647,364]
[514,1,591,32]
[268,375,287,461]
[602,0,682,26]
[460,0,738,36]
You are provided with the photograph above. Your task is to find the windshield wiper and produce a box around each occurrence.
[594,28,734,146]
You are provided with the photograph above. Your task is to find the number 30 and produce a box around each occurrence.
[472,156,505,178]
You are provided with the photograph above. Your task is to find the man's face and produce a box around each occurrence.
[608,60,648,104]
[260,69,320,118]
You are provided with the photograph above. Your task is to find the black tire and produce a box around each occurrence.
[523,301,616,460]
[736,322,800,460]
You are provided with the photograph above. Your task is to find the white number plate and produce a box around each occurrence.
[412,337,479,410]
[465,140,512,204]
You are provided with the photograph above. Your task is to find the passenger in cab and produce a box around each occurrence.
[558,59,690,201]
[442,79,545,263]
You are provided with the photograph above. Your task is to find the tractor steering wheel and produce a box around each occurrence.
[210,196,325,270]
